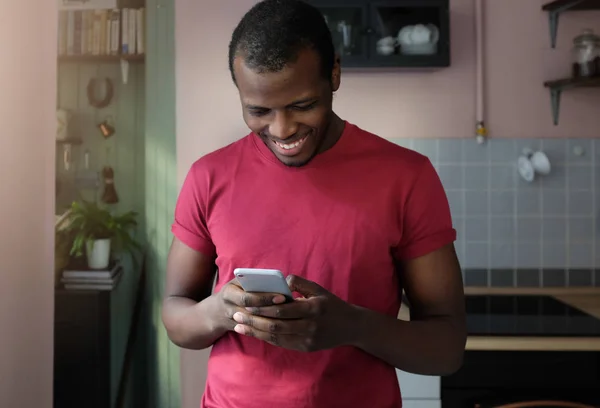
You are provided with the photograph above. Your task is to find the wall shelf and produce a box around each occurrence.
[58,54,145,64]
[543,76,600,125]
[542,0,600,48]
[56,138,83,145]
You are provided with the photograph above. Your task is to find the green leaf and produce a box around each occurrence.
[63,199,142,260]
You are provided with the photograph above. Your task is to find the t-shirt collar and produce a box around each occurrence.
[251,120,354,170]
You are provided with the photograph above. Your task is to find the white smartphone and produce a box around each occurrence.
[233,268,293,300]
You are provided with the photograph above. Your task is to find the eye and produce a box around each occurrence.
[292,102,317,111]
[248,108,270,117]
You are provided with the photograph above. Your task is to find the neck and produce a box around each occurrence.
[316,113,345,156]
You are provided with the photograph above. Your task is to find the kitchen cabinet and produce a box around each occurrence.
[397,369,441,408]
[305,0,450,68]
[442,351,600,407]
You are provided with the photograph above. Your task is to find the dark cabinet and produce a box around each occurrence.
[313,0,369,67]
[442,351,600,408]
[54,289,111,408]
[307,0,450,68]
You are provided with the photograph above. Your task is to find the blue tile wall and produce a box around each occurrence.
[391,137,600,287]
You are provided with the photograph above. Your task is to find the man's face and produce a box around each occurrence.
[233,48,340,167]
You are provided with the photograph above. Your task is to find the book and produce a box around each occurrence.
[57,7,144,56]
[62,260,121,279]
[62,265,123,291]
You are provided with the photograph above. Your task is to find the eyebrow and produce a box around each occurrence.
[245,97,317,110]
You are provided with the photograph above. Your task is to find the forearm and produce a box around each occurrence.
[350,306,466,376]
[162,294,227,350]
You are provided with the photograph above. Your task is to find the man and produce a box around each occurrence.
[162,0,466,407]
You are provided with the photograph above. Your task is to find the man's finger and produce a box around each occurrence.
[286,275,324,297]
[222,284,282,307]
[233,311,315,334]
[234,324,316,352]
[246,298,318,319]
[234,324,283,347]
[233,324,311,350]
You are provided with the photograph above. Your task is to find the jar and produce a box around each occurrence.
[572,29,600,78]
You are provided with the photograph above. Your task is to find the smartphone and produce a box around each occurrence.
[233,268,293,300]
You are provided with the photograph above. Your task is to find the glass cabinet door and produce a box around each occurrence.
[311,1,370,67]
[368,0,450,67]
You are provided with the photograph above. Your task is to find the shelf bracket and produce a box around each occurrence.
[550,88,562,126]
[549,11,559,48]
[545,0,587,48]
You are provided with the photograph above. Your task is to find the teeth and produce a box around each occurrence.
[275,136,306,150]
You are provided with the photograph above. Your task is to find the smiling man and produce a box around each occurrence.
[162,0,466,407]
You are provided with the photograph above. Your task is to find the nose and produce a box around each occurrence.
[268,111,298,141]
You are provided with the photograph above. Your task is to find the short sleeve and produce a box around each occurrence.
[171,161,217,258]
[395,158,456,260]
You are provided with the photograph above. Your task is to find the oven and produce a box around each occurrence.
[441,295,600,408]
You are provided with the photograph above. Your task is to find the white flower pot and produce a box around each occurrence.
[86,238,111,269]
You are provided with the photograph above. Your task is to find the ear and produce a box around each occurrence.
[331,54,341,92]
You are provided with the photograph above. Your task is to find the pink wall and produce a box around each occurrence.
[0,1,56,407]
[175,0,600,406]
[486,0,600,137]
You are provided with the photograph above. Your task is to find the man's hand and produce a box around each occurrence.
[162,237,290,350]
[214,278,288,333]
[230,275,357,352]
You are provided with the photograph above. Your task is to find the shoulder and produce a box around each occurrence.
[186,133,254,180]
[346,122,432,178]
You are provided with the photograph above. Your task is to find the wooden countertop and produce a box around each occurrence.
[398,287,600,351]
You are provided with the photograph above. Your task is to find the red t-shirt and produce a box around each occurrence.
[172,121,456,408]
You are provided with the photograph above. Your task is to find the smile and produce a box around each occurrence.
[273,135,308,150]
[270,134,310,157]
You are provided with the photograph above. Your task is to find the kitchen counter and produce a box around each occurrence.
[398,286,600,351]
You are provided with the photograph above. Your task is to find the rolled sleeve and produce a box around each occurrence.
[395,157,457,260]
[171,161,217,259]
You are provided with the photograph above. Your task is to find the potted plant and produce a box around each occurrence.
[65,200,141,269]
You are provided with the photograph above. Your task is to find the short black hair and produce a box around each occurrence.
[228,0,335,84]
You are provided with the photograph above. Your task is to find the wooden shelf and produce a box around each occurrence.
[544,75,600,89]
[543,76,600,125]
[58,54,145,64]
[542,0,600,11]
[56,138,83,145]
[542,0,600,48]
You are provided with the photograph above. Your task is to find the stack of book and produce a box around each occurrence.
[60,261,123,291]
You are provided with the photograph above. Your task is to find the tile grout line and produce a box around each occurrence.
[461,140,468,282]
[510,140,517,286]
[539,139,546,287]
[486,141,493,285]
[565,141,571,287]
[514,141,522,287]
[592,140,597,286]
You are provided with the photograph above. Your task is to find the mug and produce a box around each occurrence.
[98,120,115,139]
